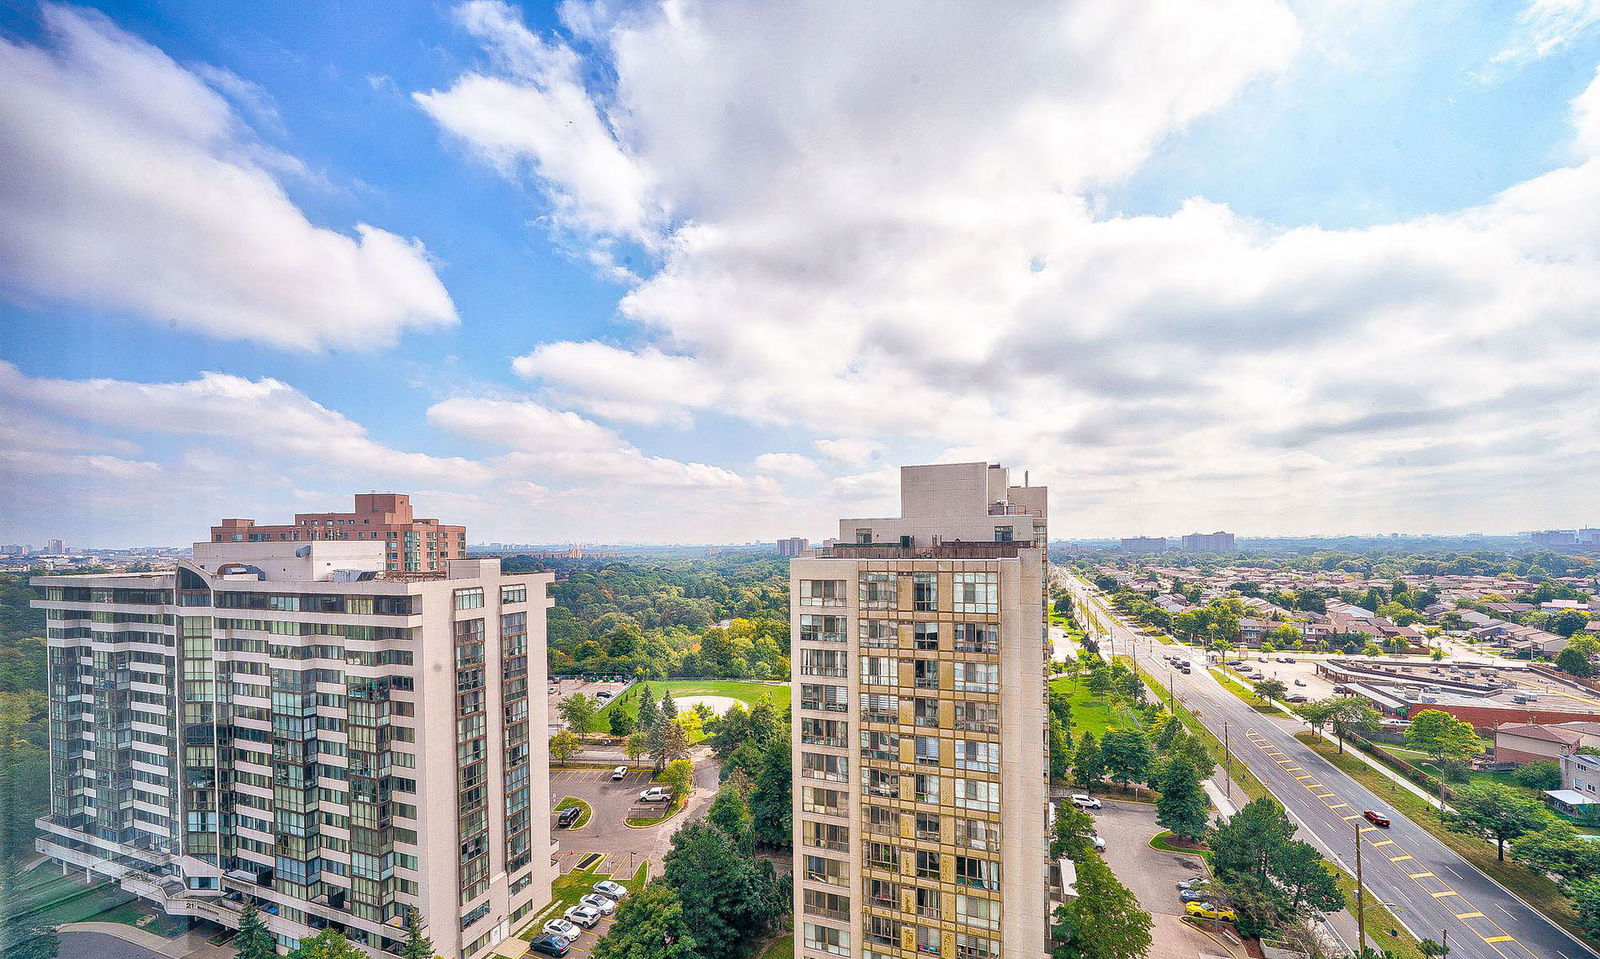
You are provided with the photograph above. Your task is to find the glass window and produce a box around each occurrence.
[953,623,998,654]
[860,693,899,724]
[860,730,898,762]
[802,753,848,782]
[912,572,937,611]
[801,649,847,677]
[953,661,997,693]
[954,779,999,812]
[915,736,940,765]
[914,773,941,804]
[802,684,848,713]
[913,622,940,651]
[804,856,848,886]
[860,572,896,608]
[805,923,851,957]
[799,580,846,607]
[801,614,848,643]
[499,584,526,605]
[861,619,899,648]
[956,895,1000,931]
[453,588,484,610]
[861,655,897,686]
[954,740,998,773]
[952,572,998,614]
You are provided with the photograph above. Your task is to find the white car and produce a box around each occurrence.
[565,904,602,929]
[1069,794,1101,810]
[580,893,616,916]
[611,765,629,781]
[544,918,581,941]
[1091,834,1106,852]
[593,880,629,900]
[638,786,670,803]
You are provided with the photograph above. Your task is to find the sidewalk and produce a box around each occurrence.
[1311,729,1454,814]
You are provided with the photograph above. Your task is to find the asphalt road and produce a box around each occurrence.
[1065,574,1600,959]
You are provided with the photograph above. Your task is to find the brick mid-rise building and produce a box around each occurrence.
[211,494,466,572]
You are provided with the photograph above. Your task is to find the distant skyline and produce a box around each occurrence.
[4,2,1600,544]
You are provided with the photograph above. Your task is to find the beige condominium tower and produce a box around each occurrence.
[791,463,1050,959]
[33,533,554,959]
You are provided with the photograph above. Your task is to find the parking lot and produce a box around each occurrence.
[546,677,632,735]
[1090,799,1244,959]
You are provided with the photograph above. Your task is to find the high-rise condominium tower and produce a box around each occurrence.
[210,493,467,573]
[33,536,553,959]
[791,463,1050,959]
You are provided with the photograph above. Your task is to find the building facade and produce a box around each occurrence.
[210,494,467,573]
[791,463,1050,959]
[1180,531,1235,552]
[33,540,553,958]
[779,538,812,557]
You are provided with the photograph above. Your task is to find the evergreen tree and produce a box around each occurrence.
[1155,757,1209,842]
[748,735,793,848]
[1051,853,1152,959]
[288,929,366,959]
[235,901,276,959]
[660,690,678,720]
[635,684,659,733]
[400,908,434,959]
[609,707,637,737]
[591,884,700,959]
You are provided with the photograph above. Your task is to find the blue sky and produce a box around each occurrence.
[3,0,1600,545]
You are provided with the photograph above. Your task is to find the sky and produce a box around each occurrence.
[2,0,1600,546]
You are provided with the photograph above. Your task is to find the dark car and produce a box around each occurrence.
[529,934,571,957]
[1363,809,1391,828]
[557,806,582,828]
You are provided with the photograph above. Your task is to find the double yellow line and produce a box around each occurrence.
[1242,728,1534,959]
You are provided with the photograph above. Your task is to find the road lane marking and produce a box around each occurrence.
[1372,840,1395,847]
[1343,814,1362,820]
[1483,936,1514,943]
[1389,855,1413,861]
[1328,803,1349,809]
[1409,872,1434,879]
[1295,775,1312,780]
[1457,912,1485,919]
[1432,890,1459,898]
[1359,826,1379,833]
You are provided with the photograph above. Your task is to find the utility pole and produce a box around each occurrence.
[1221,722,1232,799]
[1355,818,1367,957]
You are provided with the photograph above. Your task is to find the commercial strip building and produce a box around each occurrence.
[1316,659,1600,730]
[210,493,467,573]
[791,462,1050,959]
[32,528,554,959]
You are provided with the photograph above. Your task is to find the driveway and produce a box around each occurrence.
[1092,800,1243,959]
[548,751,722,880]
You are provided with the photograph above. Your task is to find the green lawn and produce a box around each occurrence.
[522,861,651,938]
[598,680,790,742]
[2,866,137,931]
[1212,668,1285,715]
[1048,675,1143,737]
[555,796,593,829]
[757,932,794,959]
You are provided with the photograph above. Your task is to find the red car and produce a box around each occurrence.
[1363,809,1391,828]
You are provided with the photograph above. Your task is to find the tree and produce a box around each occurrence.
[1210,798,1342,932]
[1051,853,1153,959]
[591,883,701,959]
[636,684,660,733]
[1049,716,1074,783]
[289,929,366,959]
[1254,678,1287,704]
[1328,699,1382,754]
[708,782,752,840]
[1085,667,1112,696]
[661,689,678,720]
[748,734,793,848]
[1051,802,1099,861]
[235,901,276,959]
[558,693,598,734]
[1100,728,1153,788]
[400,908,434,959]
[1155,757,1209,842]
[609,707,637,737]
[1449,782,1550,861]
[662,823,763,959]
[1297,698,1342,736]
[1405,710,1485,767]
[1511,821,1600,884]
[1572,879,1600,941]
[549,729,581,766]
[1073,731,1105,790]
[1514,760,1562,791]
[1549,611,1589,637]
[650,716,690,772]
[661,758,694,805]
[1560,639,1600,677]
[625,731,649,765]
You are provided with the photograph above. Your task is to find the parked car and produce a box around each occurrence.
[1175,876,1210,890]
[1187,902,1236,922]
[1293,679,1307,686]
[544,919,581,941]
[1070,794,1101,810]
[593,880,630,900]
[1363,809,1391,828]
[565,904,602,929]
[556,806,582,828]
[1091,834,1106,852]
[611,765,629,781]
[580,893,617,916]
[1179,889,1211,903]
[638,786,670,803]
[1286,694,1308,703]
[529,934,571,957]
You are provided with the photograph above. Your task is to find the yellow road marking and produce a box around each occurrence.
[1482,936,1514,944]
[1328,803,1349,809]
[1372,840,1395,847]
[1295,775,1312,780]
[1457,912,1485,920]
[1359,826,1379,833]
[1409,872,1434,879]
[1390,855,1414,862]
[1343,814,1362,820]
[1431,890,1458,898]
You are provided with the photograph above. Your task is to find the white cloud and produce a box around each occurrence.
[753,452,822,480]
[1492,0,1600,67]
[0,4,457,351]
[412,0,1600,536]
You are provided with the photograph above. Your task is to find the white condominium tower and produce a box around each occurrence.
[33,536,554,959]
[791,463,1050,959]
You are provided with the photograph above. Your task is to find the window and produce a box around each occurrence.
[915,736,940,765]
[956,818,1000,853]
[453,588,484,611]
[993,525,1013,543]
[804,821,850,852]
[914,773,941,804]
[801,649,847,678]
[954,856,999,891]
[860,693,898,724]
[802,718,849,748]
[914,659,941,689]
[912,572,937,611]
[916,849,941,880]
[868,878,900,908]
[804,923,851,957]
[954,778,999,812]
[956,895,1000,931]
[865,915,901,948]
[861,619,899,648]
[860,655,897,686]
[799,580,846,607]
[803,889,851,922]
[954,701,999,735]
[953,661,997,693]
[802,753,848,782]
[860,572,896,609]
[801,684,848,713]
[952,572,998,613]
[802,786,847,816]
[953,623,998,654]
[956,933,1000,959]
[855,528,874,544]
[917,923,943,954]
[864,804,900,836]
[864,841,900,870]
[913,622,940,650]
[913,697,940,728]
[863,768,899,799]
[804,855,848,886]
[500,584,526,605]
[860,730,898,762]
[916,812,941,841]
[954,740,998,773]
[801,614,848,643]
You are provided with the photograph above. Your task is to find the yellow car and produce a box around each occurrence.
[1186,902,1236,922]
